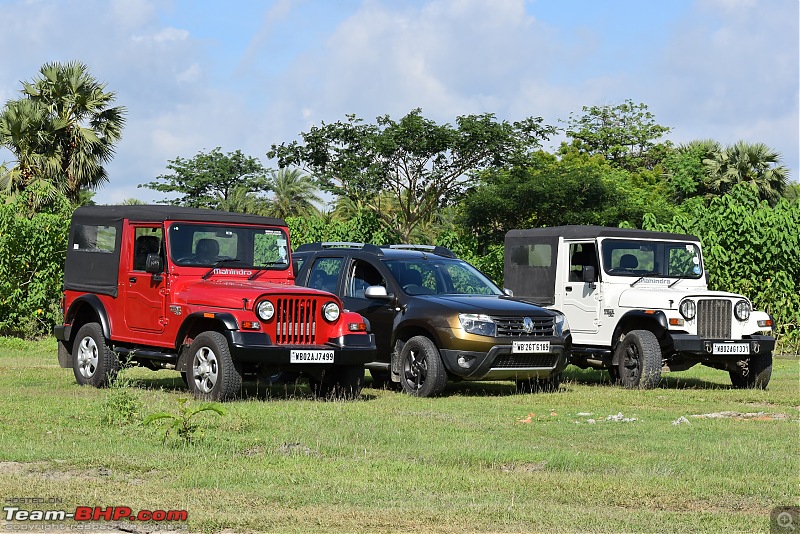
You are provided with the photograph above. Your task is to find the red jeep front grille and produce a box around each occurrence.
[274,298,317,345]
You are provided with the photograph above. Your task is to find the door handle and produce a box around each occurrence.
[129,277,137,283]
[565,286,572,292]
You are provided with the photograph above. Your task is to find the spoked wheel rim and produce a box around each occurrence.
[403,348,428,391]
[622,342,641,384]
[192,347,219,394]
[76,336,99,379]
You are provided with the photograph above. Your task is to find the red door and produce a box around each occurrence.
[124,226,166,334]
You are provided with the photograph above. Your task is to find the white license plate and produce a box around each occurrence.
[512,341,551,354]
[712,343,749,355]
[290,350,334,363]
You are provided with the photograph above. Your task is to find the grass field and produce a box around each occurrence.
[0,337,797,533]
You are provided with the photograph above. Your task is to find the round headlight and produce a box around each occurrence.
[323,301,340,322]
[256,300,275,321]
[679,299,696,320]
[734,300,751,321]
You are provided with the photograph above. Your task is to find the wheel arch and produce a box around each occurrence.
[611,310,668,366]
[174,312,239,373]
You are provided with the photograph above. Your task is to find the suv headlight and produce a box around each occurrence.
[323,301,340,322]
[734,300,751,321]
[459,313,496,337]
[256,300,275,321]
[679,299,696,320]
[554,313,570,336]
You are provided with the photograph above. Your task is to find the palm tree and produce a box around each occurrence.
[22,61,126,202]
[265,168,322,219]
[0,98,61,209]
[216,184,270,214]
[704,141,789,204]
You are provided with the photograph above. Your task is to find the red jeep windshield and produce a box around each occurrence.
[168,223,289,270]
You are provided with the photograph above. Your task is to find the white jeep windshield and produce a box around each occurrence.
[600,239,703,279]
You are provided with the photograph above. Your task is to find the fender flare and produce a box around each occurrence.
[65,294,111,341]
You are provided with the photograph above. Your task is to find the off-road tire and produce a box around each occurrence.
[615,329,662,389]
[516,372,562,393]
[186,331,242,401]
[729,352,772,389]
[72,322,119,388]
[399,336,448,397]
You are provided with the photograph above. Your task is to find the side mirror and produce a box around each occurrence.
[292,259,300,278]
[503,288,514,297]
[582,265,596,284]
[145,254,162,274]
[704,269,710,285]
[365,285,392,300]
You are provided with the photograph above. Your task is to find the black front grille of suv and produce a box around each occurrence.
[491,316,555,337]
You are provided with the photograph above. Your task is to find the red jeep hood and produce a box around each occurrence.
[184,279,335,309]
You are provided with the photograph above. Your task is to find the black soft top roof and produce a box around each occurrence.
[72,205,286,227]
[506,225,700,242]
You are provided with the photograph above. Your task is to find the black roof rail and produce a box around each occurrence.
[293,241,384,256]
[385,244,456,258]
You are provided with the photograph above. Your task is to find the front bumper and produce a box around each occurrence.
[226,331,377,366]
[670,334,775,362]
[440,336,571,380]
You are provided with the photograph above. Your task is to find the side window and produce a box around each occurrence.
[73,224,117,253]
[568,243,597,282]
[345,260,385,298]
[308,257,344,294]
[132,227,163,271]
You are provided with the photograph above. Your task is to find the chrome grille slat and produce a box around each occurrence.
[697,299,731,339]
[491,316,555,337]
[275,298,317,345]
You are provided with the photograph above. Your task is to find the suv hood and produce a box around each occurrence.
[421,295,554,316]
[617,287,746,309]
[184,279,335,309]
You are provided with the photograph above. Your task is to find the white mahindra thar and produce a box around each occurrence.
[504,226,775,389]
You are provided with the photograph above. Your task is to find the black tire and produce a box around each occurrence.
[186,331,242,401]
[72,322,119,388]
[615,330,662,389]
[399,336,448,397]
[309,366,365,400]
[516,373,562,394]
[729,352,772,389]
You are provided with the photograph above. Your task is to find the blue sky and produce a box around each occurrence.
[0,0,797,204]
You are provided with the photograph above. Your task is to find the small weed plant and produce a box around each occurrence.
[143,397,225,446]
[101,371,141,425]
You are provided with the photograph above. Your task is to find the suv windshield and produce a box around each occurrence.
[600,239,702,279]
[168,223,289,269]
[384,259,502,296]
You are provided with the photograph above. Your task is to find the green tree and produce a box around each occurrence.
[268,109,555,241]
[139,148,270,209]
[704,141,789,205]
[663,139,721,202]
[459,150,676,250]
[564,99,671,171]
[0,98,62,209]
[264,168,322,219]
[20,61,126,203]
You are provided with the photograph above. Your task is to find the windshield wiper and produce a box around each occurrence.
[202,258,245,280]
[248,261,288,280]
[668,274,690,288]
[630,271,660,287]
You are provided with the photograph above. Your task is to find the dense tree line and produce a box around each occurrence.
[1,63,797,352]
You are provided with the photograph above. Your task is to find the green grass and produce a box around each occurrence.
[0,337,797,533]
